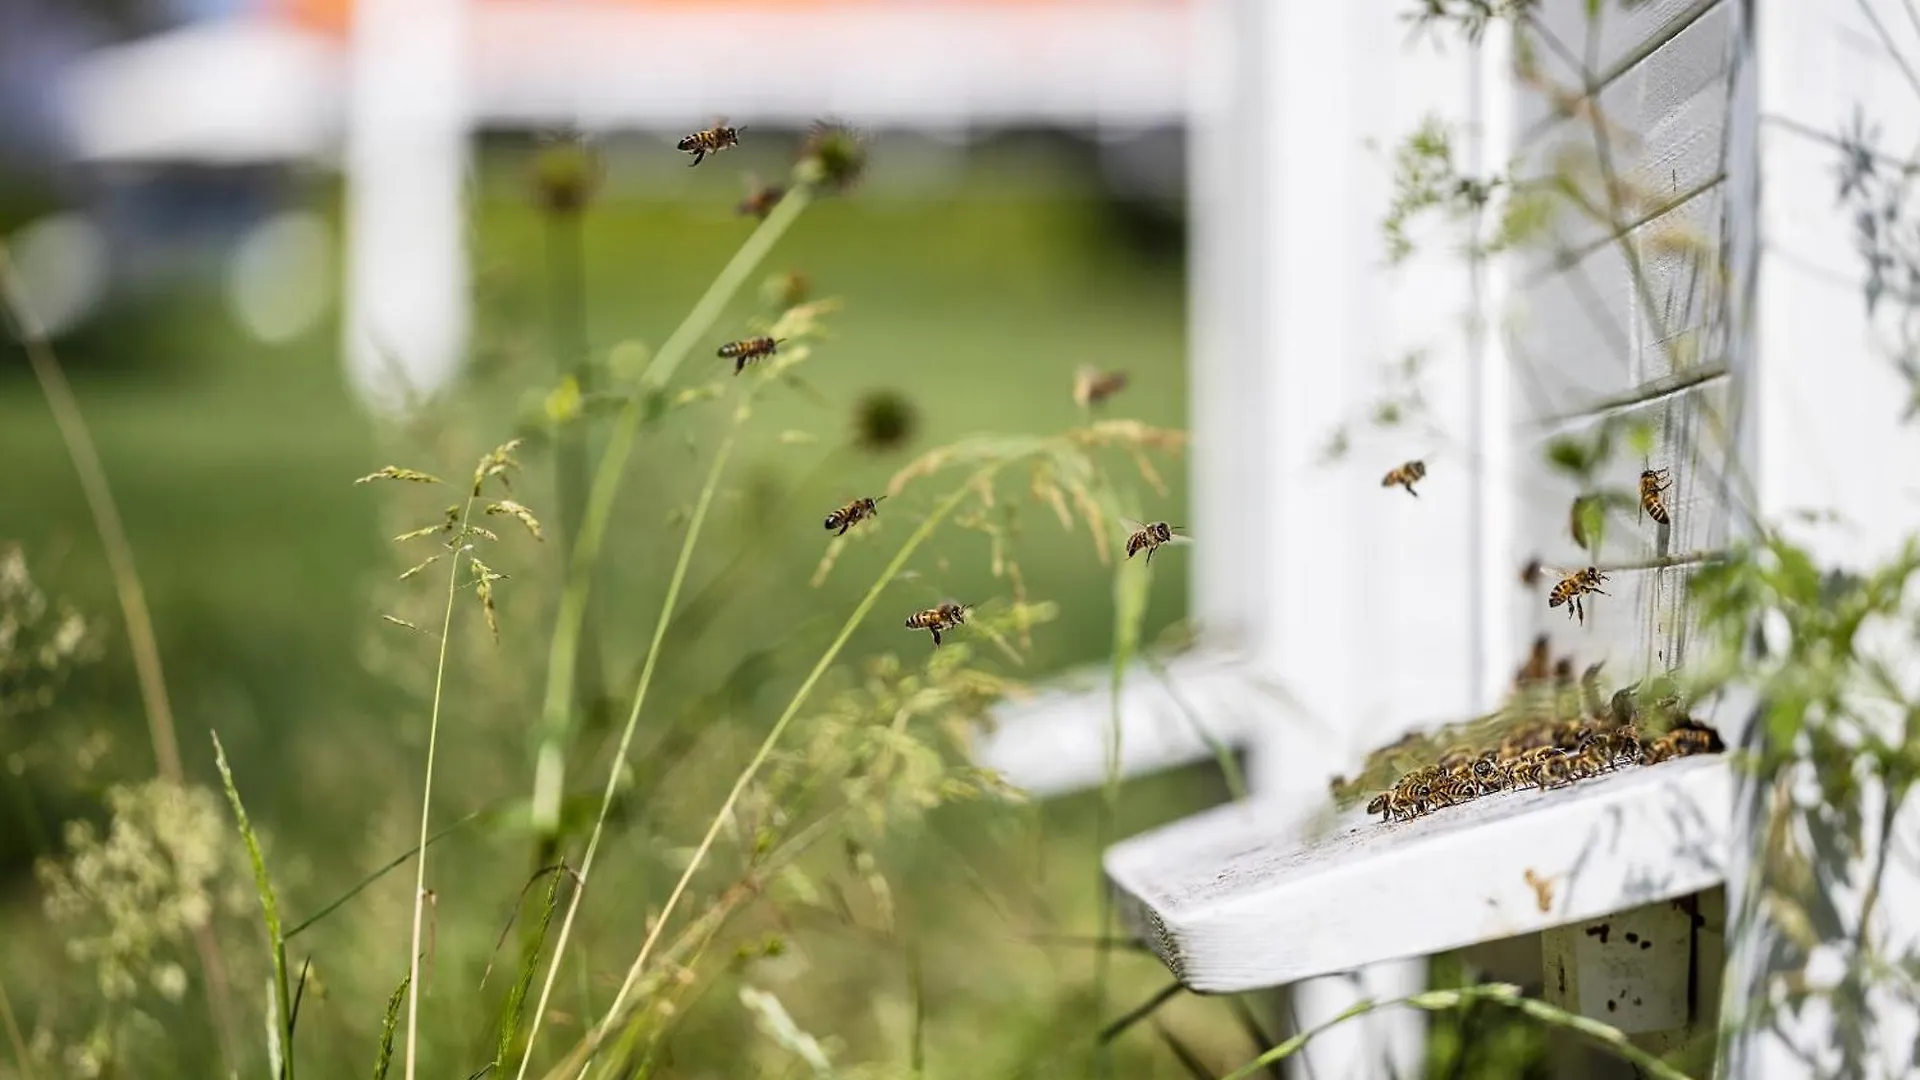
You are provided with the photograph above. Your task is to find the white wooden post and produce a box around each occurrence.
[342,0,468,412]
[1717,1,1920,1075]
[984,0,1492,1075]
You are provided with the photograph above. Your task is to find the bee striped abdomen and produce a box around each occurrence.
[1381,460,1426,496]
[717,336,781,374]
[1639,468,1672,525]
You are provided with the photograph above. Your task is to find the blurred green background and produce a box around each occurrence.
[0,131,1289,1077]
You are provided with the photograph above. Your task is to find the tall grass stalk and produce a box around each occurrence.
[537,474,987,1080]
[512,405,750,1079]
[529,184,816,857]
[1218,984,1695,1080]
[0,241,239,1066]
[1093,535,1151,1077]
[211,731,293,1080]
[0,977,34,1080]
[404,495,477,1080]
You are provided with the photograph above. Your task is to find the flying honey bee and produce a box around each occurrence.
[823,495,885,537]
[737,178,786,219]
[904,601,969,646]
[1546,565,1610,625]
[1073,365,1130,409]
[677,120,741,166]
[718,336,786,374]
[1122,519,1189,566]
[1519,557,1545,588]
[1639,467,1673,525]
[1381,460,1427,497]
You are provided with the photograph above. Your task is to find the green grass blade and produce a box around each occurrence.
[213,729,294,1080]
[373,973,411,1080]
[496,868,568,1069]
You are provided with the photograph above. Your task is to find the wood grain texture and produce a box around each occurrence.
[1510,182,1727,412]
[1516,1,1732,261]
[1105,754,1732,992]
[1501,378,1739,685]
[1518,0,1725,141]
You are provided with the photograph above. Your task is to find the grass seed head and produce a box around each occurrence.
[529,128,602,215]
[355,466,443,485]
[472,438,525,495]
[797,119,869,194]
[851,388,920,454]
[485,500,545,541]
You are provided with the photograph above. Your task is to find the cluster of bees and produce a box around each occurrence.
[680,119,1179,649]
[1380,457,1675,626]
[1343,635,1726,825]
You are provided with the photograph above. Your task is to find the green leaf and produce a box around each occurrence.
[214,730,295,1080]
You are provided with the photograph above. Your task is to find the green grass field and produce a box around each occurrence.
[0,146,1281,1078]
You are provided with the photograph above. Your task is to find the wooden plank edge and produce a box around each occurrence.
[1105,754,1733,993]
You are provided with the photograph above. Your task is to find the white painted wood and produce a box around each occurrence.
[469,2,1186,130]
[970,650,1283,800]
[1541,900,1696,1033]
[341,0,468,412]
[1105,754,1735,993]
[1717,2,1920,1077]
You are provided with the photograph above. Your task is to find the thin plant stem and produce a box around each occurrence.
[512,399,751,1080]
[0,977,34,1080]
[0,240,238,1069]
[539,475,984,1080]
[404,495,477,1080]
[528,184,815,855]
[1219,984,1695,1080]
[542,204,609,836]
[1095,502,1151,1078]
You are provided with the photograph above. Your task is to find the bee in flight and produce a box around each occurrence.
[1122,519,1188,566]
[823,495,885,537]
[904,601,969,646]
[1072,365,1130,409]
[737,177,786,219]
[1381,460,1427,497]
[677,120,741,166]
[1545,565,1610,625]
[1639,467,1673,525]
[718,336,785,375]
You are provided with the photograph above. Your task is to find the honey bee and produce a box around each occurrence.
[677,120,741,166]
[1639,467,1673,525]
[1546,565,1610,625]
[823,495,885,537]
[904,601,968,646]
[1073,365,1130,409]
[1366,791,1391,819]
[1514,633,1552,689]
[717,336,786,375]
[1123,519,1188,566]
[1381,460,1427,497]
[737,178,786,219]
[1519,557,1545,588]
[1648,717,1725,761]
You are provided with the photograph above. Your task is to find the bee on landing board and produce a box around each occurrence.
[1545,565,1610,625]
[1072,365,1130,409]
[1639,467,1673,526]
[718,336,785,375]
[677,121,741,166]
[1381,460,1427,497]
[904,601,969,647]
[823,495,885,537]
[1122,519,1189,567]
